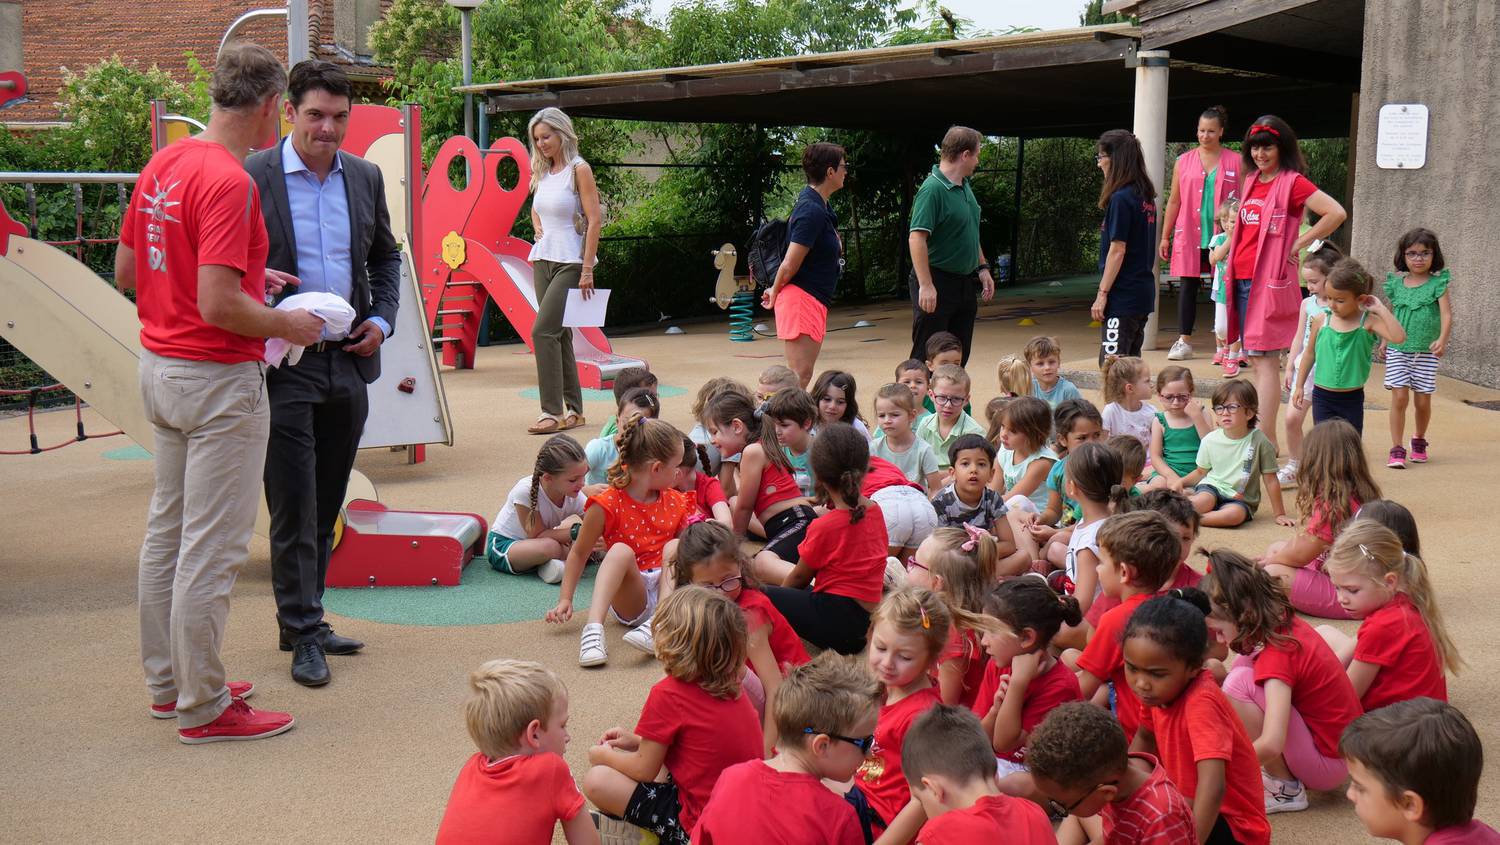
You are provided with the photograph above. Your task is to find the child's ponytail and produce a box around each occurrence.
[677,434,712,476]
[810,423,869,524]
[1398,551,1464,675]
[925,526,998,611]
[983,577,1081,650]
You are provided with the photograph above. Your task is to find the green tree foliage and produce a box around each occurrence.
[1079,0,1134,26]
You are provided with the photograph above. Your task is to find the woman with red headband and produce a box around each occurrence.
[1159,105,1239,363]
[1227,115,1347,452]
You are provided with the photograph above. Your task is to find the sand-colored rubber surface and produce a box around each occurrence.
[2,288,1496,843]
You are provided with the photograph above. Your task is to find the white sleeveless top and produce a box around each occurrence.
[528,157,594,265]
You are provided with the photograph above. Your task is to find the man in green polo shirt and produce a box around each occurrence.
[908,125,996,364]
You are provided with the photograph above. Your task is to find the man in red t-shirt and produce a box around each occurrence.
[116,43,323,744]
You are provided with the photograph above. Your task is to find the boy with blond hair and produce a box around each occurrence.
[436,659,597,845]
[695,652,882,844]
[916,364,985,471]
[1025,336,1081,408]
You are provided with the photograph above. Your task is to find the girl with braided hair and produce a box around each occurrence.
[485,434,588,584]
[545,416,694,668]
[764,423,889,655]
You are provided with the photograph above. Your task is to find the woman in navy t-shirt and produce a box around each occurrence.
[763,142,845,388]
[1091,129,1159,365]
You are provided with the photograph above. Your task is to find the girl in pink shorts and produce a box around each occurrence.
[1258,420,1379,618]
[1203,551,1363,812]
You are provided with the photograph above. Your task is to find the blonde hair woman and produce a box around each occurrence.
[526,107,601,434]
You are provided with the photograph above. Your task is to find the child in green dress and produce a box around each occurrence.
[1381,228,1452,468]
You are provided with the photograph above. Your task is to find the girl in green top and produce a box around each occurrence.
[1292,259,1406,435]
[1381,227,1453,468]
[1149,365,1214,489]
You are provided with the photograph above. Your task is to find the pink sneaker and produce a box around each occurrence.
[1387,446,1406,469]
[177,699,294,744]
[1212,347,1226,365]
[1410,437,1429,463]
[150,681,254,719]
[1222,357,1241,377]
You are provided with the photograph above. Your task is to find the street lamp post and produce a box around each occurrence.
[447,0,482,141]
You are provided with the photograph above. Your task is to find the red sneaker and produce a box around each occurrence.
[177,699,294,744]
[150,681,254,719]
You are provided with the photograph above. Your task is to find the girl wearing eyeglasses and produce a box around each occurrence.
[662,520,809,756]
[1381,227,1453,468]
[1148,365,1214,492]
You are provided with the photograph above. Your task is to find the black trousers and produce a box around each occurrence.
[1099,313,1149,365]
[265,347,368,639]
[1312,385,1365,435]
[762,586,872,655]
[909,267,979,365]
[1176,276,1203,337]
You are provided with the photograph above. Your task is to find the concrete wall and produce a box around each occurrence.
[0,1,21,73]
[1351,1,1500,387]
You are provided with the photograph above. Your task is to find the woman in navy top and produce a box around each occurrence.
[1091,129,1159,366]
[763,142,845,388]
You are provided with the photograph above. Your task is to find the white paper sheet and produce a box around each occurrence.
[563,288,611,327]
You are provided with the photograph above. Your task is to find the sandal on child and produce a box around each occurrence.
[528,413,562,435]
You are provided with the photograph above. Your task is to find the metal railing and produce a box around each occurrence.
[0,171,138,262]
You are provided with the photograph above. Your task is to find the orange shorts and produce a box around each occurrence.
[773,283,828,343]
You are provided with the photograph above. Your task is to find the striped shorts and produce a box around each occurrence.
[1383,349,1439,394]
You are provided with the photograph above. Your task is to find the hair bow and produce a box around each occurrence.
[1308,238,1325,252]
[960,523,989,552]
[1250,123,1280,138]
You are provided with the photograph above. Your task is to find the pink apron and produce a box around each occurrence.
[1226,170,1303,351]
[1168,147,1240,278]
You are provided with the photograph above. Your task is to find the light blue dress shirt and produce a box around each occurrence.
[281,137,389,340]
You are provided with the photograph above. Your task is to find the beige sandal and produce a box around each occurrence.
[528,413,562,435]
[561,411,586,431]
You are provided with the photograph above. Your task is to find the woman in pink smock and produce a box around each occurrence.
[1159,105,1239,362]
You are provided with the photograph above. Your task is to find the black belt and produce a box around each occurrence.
[305,340,344,353]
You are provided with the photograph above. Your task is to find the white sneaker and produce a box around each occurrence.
[1276,461,1299,488]
[622,618,655,655]
[1263,771,1308,814]
[884,556,908,591]
[579,623,607,667]
[1167,339,1193,360]
[536,558,566,584]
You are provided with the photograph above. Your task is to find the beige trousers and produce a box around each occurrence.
[137,350,269,728]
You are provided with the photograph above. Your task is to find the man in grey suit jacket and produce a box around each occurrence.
[246,60,401,686]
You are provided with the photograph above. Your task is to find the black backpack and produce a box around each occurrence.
[745,218,788,288]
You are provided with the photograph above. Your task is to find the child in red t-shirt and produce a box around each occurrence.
[1089,489,1206,628]
[1316,520,1460,711]
[1202,550,1362,814]
[765,423,889,655]
[675,434,731,527]
[656,520,810,754]
[903,704,1054,844]
[904,525,999,709]
[583,587,763,845]
[546,417,694,668]
[1341,698,1500,845]
[974,576,1084,792]
[1125,591,1271,845]
[1073,511,1187,741]
[852,588,967,841]
[694,652,882,845]
[435,660,592,845]
[1029,701,1197,845]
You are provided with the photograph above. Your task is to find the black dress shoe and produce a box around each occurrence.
[279,626,365,655]
[291,640,331,687]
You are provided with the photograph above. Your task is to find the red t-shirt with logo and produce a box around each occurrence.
[1140,672,1270,845]
[1354,593,1447,711]
[634,675,763,834]
[120,138,269,363]
[736,587,810,671]
[798,504,888,603]
[693,760,864,845]
[1077,591,1153,740]
[915,794,1054,844]
[1252,616,1363,757]
[434,752,585,845]
[856,686,942,828]
[1230,172,1317,281]
[970,656,1082,762]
